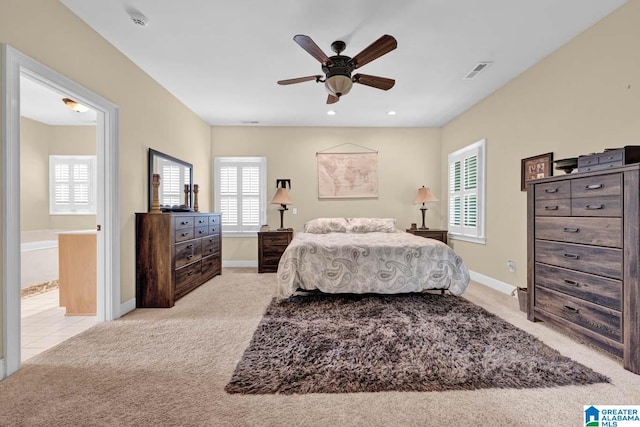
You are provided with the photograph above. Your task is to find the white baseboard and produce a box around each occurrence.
[119,298,136,317]
[222,260,257,268]
[0,358,5,380]
[469,270,517,296]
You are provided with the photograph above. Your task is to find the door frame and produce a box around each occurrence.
[1,45,121,377]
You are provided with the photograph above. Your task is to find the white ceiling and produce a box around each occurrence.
[32,0,627,127]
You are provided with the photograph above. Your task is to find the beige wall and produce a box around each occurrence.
[1,0,211,357]
[440,0,640,288]
[20,117,96,231]
[211,127,442,261]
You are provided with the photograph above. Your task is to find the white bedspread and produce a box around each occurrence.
[276,231,470,299]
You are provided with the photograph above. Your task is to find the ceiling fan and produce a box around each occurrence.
[277,34,398,104]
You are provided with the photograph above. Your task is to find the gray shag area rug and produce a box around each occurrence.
[225,293,609,394]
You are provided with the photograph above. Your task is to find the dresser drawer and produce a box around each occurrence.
[175,227,195,243]
[175,261,201,297]
[208,223,220,235]
[174,216,194,230]
[534,263,622,310]
[202,235,220,255]
[201,254,221,280]
[535,286,621,342]
[571,195,622,217]
[209,215,220,226]
[535,181,571,200]
[195,225,209,238]
[535,240,622,279]
[195,216,209,227]
[535,216,621,247]
[175,239,202,268]
[262,233,292,245]
[571,173,621,198]
[534,199,571,216]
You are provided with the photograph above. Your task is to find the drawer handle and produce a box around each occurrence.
[544,188,559,193]
[563,227,579,233]
[198,219,206,224]
[199,230,205,234]
[585,204,604,210]
[182,232,189,237]
[585,183,603,190]
[187,255,193,259]
[563,305,579,314]
[187,271,194,276]
[563,279,580,287]
[562,253,580,260]
[187,244,193,248]
[181,220,190,225]
[544,206,559,211]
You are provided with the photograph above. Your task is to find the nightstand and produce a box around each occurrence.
[406,228,448,244]
[257,227,293,273]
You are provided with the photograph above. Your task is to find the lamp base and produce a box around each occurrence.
[418,227,430,230]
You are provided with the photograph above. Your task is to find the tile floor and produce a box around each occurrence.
[21,289,98,362]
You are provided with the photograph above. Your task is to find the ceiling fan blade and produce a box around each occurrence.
[353,74,395,91]
[293,35,331,64]
[350,35,397,69]
[327,94,340,104]
[277,75,322,85]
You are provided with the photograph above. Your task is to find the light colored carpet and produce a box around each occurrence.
[0,267,638,426]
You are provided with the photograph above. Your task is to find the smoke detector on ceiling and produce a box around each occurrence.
[128,10,149,27]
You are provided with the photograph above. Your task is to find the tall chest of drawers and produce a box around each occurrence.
[136,212,222,308]
[527,165,640,374]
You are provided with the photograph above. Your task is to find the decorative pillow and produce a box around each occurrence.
[346,218,398,233]
[303,218,349,233]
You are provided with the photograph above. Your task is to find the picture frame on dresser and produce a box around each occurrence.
[521,152,553,191]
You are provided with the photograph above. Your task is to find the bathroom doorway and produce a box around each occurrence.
[2,45,121,377]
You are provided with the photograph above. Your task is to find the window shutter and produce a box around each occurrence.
[214,157,266,234]
[447,139,485,243]
[50,156,96,215]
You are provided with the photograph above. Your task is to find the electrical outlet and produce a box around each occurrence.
[292,208,297,215]
[507,260,515,273]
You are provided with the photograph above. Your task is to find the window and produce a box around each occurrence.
[49,155,97,215]
[448,139,486,244]
[214,157,266,235]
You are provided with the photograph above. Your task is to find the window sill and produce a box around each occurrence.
[448,234,486,245]
[222,232,258,238]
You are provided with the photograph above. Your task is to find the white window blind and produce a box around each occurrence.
[448,139,486,244]
[214,157,266,234]
[49,155,97,215]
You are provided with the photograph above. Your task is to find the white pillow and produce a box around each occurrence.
[346,218,398,233]
[303,218,349,233]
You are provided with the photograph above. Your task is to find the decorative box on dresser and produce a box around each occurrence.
[405,228,448,244]
[527,165,640,374]
[258,226,293,273]
[136,212,222,308]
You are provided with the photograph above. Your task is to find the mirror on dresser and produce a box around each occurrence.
[148,148,193,211]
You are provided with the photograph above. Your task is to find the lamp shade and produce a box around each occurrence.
[325,75,353,97]
[270,188,292,205]
[414,186,438,204]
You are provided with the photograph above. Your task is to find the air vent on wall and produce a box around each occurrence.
[463,62,492,80]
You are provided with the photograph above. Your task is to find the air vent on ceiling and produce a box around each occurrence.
[463,62,492,80]
[241,120,260,124]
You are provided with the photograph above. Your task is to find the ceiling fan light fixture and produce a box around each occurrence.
[324,75,353,97]
[62,97,90,113]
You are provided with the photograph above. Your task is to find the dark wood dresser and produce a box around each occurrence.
[405,228,448,244]
[136,212,222,308]
[258,227,293,273]
[527,165,640,374]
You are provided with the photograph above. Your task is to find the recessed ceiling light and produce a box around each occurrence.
[327,110,336,116]
[387,111,396,116]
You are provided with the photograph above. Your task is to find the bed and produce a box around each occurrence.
[276,218,470,299]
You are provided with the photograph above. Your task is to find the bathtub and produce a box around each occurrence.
[20,230,63,289]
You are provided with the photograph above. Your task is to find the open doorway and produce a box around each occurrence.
[2,45,121,378]
[19,75,99,361]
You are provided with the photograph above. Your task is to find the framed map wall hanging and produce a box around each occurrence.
[317,152,378,198]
